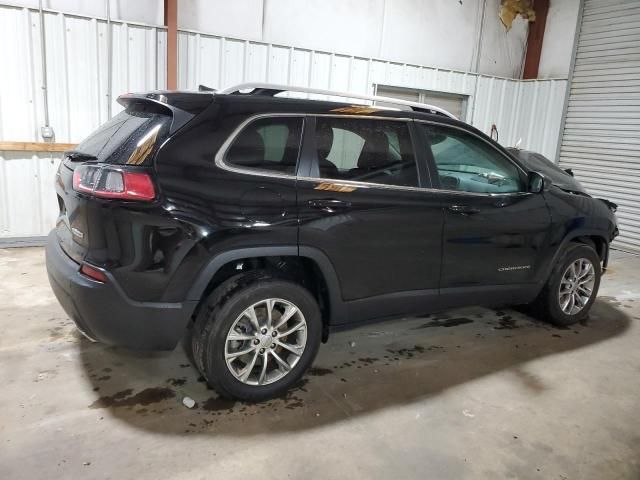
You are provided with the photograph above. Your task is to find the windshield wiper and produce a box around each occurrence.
[65,150,97,161]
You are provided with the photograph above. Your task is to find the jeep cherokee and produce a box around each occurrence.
[46,83,618,400]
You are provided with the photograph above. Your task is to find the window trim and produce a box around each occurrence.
[215,113,532,198]
[215,113,306,179]
[415,119,529,189]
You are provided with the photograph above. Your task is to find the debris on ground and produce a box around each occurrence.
[182,396,196,409]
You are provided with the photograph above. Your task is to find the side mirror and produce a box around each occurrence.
[528,171,549,193]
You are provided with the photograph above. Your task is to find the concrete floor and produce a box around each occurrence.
[0,248,639,480]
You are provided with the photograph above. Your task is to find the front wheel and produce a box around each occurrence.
[191,273,322,401]
[532,243,601,326]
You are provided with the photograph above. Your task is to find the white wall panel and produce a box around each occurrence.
[179,0,528,79]
[0,153,61,238]
[0,3,565,240]
[0,4,165,239]
[178,29,566,161]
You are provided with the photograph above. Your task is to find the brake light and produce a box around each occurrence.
[80,263,108,283]
[73,165,155,201]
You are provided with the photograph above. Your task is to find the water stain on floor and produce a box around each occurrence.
[90,387,175,409]
[414,317,474,329]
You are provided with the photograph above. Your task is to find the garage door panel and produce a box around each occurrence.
[575,53,640,65]
[572,70,640,82]
[569,98,640,108]
[560,0,640,252]
[566,108,640,118]
[563,134,640,146]
[563,142,640,155]
[578,39,640,53]
[583,5,640,21]
[580,15,640,31]
[562,146,640,161]
[561,154,640,170]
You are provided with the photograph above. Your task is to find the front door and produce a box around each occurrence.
[417,122,551,307]
[296,116,443,324]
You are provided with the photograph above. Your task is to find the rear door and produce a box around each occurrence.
[296,115,443,324]
[417,122,552,306]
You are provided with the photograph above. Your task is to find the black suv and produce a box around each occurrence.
[46,83,618,400]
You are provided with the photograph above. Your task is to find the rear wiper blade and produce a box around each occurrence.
[65,150,97,161]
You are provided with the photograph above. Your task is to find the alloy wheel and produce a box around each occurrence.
[558,258,596,315]
[224,298,307,386]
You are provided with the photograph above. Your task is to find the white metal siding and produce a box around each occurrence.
[0,3,567,239]
[559,0,640,253]
[0,4,166,239]
[177,29,567,159]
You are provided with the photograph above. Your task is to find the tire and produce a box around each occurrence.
[532,243,601,327]
[191,272,322,401]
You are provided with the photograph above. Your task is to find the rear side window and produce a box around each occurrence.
[225,117,303,175]
[73,102,172,165]
[422,124,525,194]
[313,118,418,187]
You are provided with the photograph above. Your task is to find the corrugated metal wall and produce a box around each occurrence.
[0,3,567,240]
[0,4,166,239]
[177,29,567,160]
[559,0,640,253]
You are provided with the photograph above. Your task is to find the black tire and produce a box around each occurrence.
[191,272,322,401]
[532,243,601,327]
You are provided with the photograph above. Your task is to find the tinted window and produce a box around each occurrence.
[73,103,172,165]
[423,125,524,193]
[314,118,419,187]
[225,117,303,174]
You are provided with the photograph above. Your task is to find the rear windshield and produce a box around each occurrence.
[73,103,172,165]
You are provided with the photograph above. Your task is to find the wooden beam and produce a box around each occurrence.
[164,0,178,89]
[0,141,77,153]
[523,0,550,79]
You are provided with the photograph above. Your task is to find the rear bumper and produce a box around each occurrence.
[45,232,196,350]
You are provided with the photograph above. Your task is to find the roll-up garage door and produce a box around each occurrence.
[559,0,640,253]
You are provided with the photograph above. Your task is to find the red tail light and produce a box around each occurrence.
[73,164,155,201]
[80,263,108,283]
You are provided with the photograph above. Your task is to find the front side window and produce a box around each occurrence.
[422,124,525,194]
[313,118,419,187]
[225,117,303,174]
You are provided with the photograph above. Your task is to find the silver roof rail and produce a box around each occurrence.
[217,82,457,119]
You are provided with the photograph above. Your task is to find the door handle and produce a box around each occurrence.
[308,199,351,213]
[448,204,481,215]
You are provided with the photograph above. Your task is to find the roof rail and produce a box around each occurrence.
[217,82,457,119]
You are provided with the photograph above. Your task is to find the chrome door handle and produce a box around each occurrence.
[448,204,480,215]
[308,199,351,213]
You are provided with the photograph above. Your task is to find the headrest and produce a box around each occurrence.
[358,130,389,169]
[315,122,334,159]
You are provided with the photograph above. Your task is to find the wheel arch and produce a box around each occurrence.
[184,246,345,339]
[544,229,610,282]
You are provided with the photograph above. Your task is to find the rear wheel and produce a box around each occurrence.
[191,273,322,401]
[532,244,601,326]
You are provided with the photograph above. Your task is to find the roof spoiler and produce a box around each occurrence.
[117,92,212,134]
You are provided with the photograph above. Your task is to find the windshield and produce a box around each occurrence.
[73,103,172,165]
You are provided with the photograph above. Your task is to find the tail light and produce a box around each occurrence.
[73,164,155,201]
[80,263,108,283]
